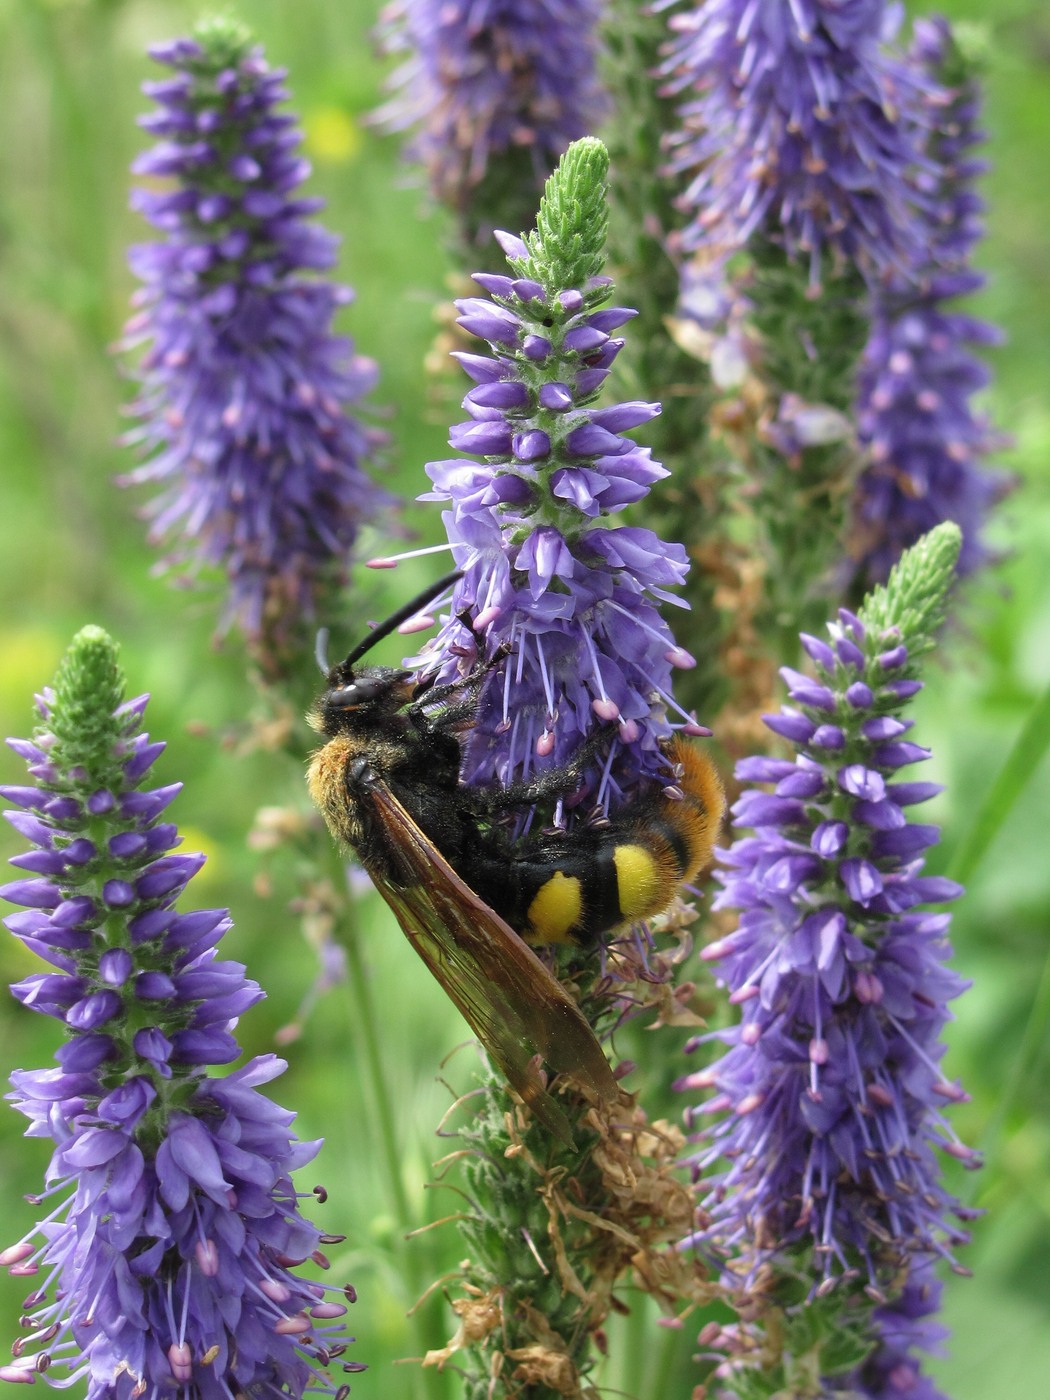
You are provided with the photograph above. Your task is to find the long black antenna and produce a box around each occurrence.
[337,568,464,672]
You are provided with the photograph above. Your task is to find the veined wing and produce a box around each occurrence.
[363,782,617,1145]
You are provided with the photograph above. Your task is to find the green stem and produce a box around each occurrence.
[945,682,1050,1187]
[620,1293,650,1399]
[338,894,413,1224]
[646,1317,687,1400]
[335,879,433,1400]
[947,678,1050,885]
[981,935,1050,1157]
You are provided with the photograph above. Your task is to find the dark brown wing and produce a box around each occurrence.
[362,782,617,1145]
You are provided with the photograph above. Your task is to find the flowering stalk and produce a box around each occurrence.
[658,0,928,287]
[734,255,872,657]
[0,627,360,1397]
[119,20,387,671]
[600,0,730,724]
[374,0,607,255]
[657,1,1023,687]
[680,524,979,1395]
[601,0,713,461]
[412,135,704,804]
[422,1061,709,1400]
[652,4,917,727]
[838,1259,950,1399]
[390,138,719,1395]
[639,246,871,755]
[849,18,1011,589]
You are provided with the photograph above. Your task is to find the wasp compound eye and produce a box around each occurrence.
[327,685,357,709]
[327,675,396,709]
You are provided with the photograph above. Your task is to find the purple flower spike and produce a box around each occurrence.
[840,1259,951,1398]
[850,17,1012,585]
[682,539,978,1324]
[119,21,388,659]
[658,0,928,285]
[408,139,704,807]
[374,0,607,238]
[1,627,359,1397]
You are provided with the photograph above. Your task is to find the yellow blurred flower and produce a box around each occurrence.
[175,824,224,891]
[303,106,362,165]
[0,627,64,723]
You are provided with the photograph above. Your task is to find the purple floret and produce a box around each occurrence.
[412,233,702,807]
[659,0,928,285]
[375,0,607,223]
[0,684,359,1396]
[119,31,387,650]
[681,607,979,1295]
[850,17,1011,585]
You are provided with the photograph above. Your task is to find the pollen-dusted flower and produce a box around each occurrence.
[402,139,703,806]
[659,0,928,285]
[0,627,360,1397]
[850,17,1011,586]
[374,0,607,244]
[119,21,386,657]
[681,526,979,1306]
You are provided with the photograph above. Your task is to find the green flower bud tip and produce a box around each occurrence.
[47,625,127,790]
[190,14,255,68]
[508,136,610,295]
[859,521,962,660]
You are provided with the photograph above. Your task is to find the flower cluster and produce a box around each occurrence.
[850,17,1010,585]
[681,528,979,1300]
[374,0,607,240]
[659,0,928,286]
[846,1261,950,1399]
[0,628,359,1397]
[120,23,385,655]
[409,139,700,805]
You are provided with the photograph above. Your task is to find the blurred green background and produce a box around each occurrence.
[0,0,1047,1395]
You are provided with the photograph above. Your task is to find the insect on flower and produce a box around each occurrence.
[307,574,725,1143]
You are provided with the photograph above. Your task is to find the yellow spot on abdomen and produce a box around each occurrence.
[526,871,584,944]
[613,844,664,921]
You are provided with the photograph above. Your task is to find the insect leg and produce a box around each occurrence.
[467,724,617,815]
[407,645,514,740]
